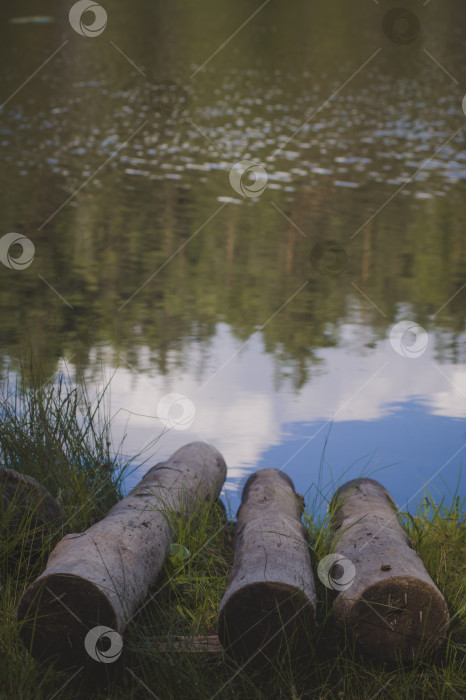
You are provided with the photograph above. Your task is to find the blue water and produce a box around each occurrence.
[112,321,466,516]
[253,401,465,519]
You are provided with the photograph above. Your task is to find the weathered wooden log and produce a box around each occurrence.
[218,469,317,662]
[0,467,64,531]
[328,478,450,661]
[17,442,227,667]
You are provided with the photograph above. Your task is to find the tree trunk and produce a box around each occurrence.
[17,442,227,668]
[0,467,64,531]
[218,469,316,663]
[328,478,450,661]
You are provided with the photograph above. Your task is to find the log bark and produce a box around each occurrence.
[218,469,317,663]
[17,442,227,667]
[0,467,64,530]
[328,478,450,661]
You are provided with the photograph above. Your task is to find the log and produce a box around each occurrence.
[217,469,317,663]
[328,478,450,661]
[0,467,64,531]
[17,442,227,667]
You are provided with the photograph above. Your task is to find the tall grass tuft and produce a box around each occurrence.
[0,371,127,525]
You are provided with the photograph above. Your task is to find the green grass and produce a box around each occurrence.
[0,377,465,699]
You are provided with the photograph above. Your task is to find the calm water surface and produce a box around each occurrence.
[1,0,466,513]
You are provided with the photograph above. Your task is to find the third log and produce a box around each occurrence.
[328,478,450,661]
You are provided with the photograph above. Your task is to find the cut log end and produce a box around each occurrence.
[335,576,450,661]
[218,581,315,663]
[17,574,117,668]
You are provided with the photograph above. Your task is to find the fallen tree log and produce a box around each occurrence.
[17,442,227,667]
[218,469,317,663]
[328,478,450,661]
[0,467,64,531]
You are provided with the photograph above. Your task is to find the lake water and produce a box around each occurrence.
[1,0,466,514]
